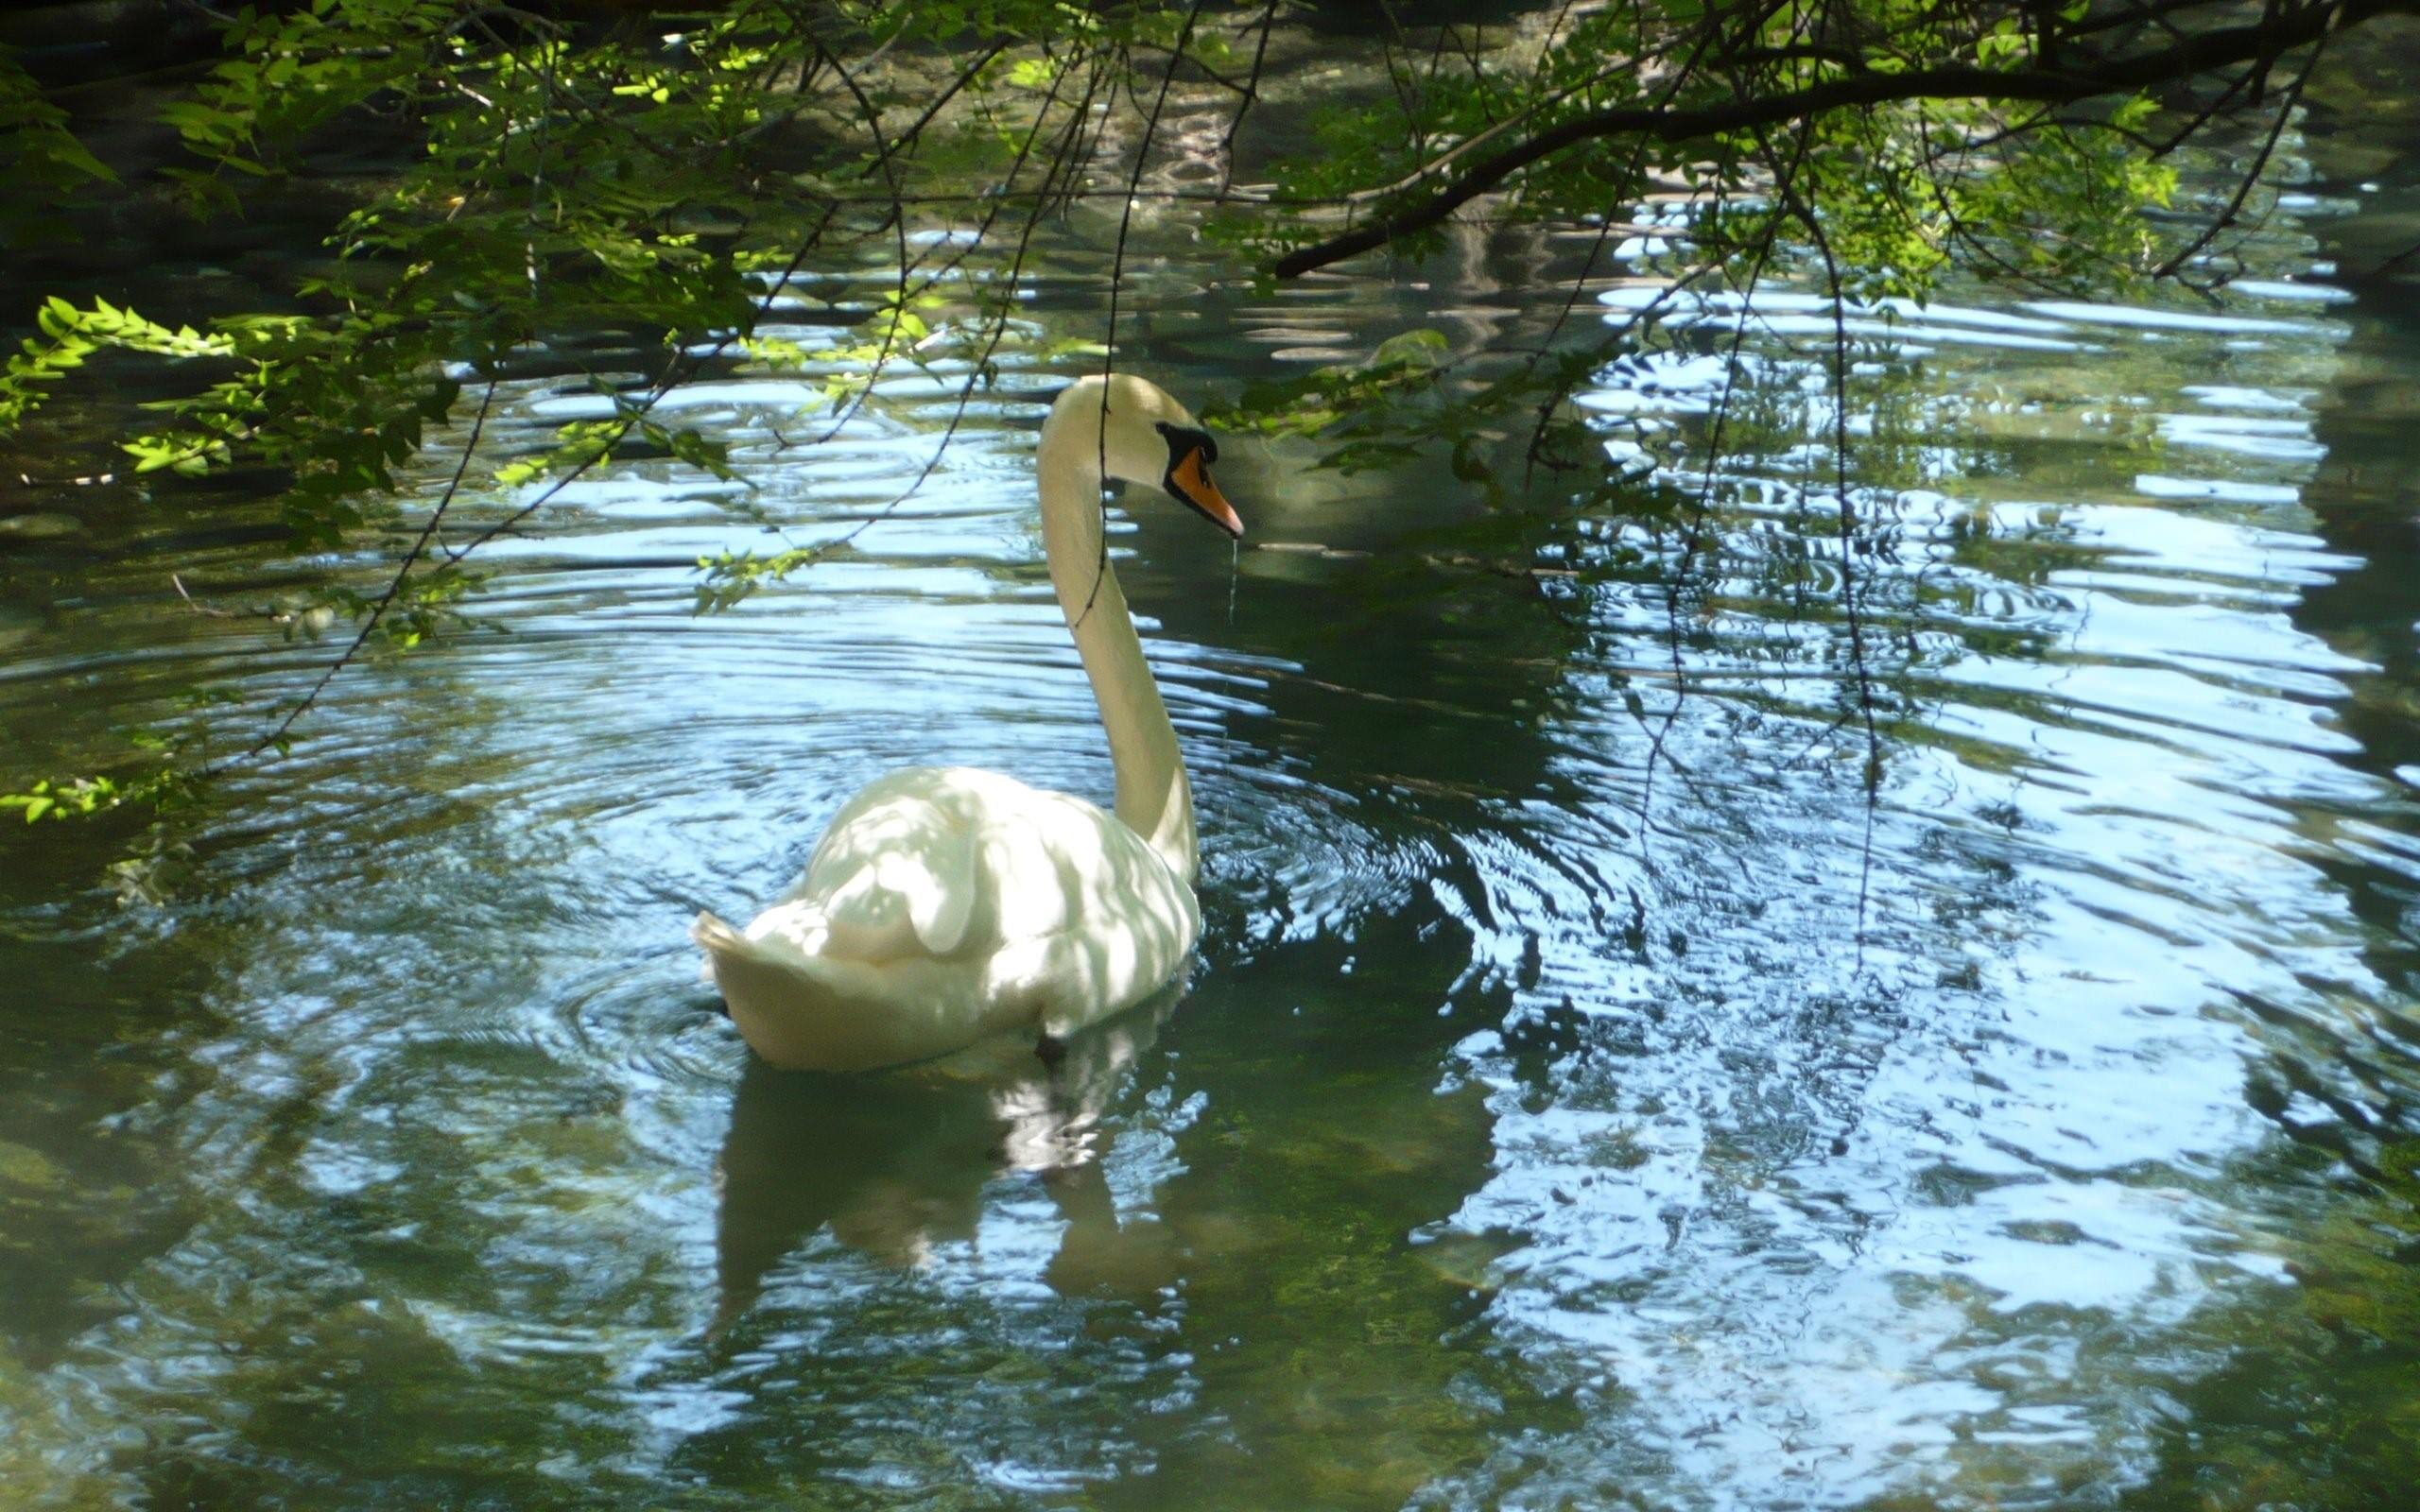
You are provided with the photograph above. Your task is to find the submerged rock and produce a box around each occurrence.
[0,511,82,542]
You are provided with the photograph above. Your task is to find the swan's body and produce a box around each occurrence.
[693,374,1242,1072]
[692,766,1198,1072]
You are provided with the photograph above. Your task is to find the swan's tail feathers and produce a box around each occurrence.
[692,910,758,986]
[693,909,936,1072]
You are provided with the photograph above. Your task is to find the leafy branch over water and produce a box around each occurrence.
[0,0,2407,878]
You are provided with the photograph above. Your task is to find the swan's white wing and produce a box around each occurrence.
[791,769,984,958]
[705,766,1200,1070]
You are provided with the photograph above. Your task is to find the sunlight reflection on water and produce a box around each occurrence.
[5,83,2420,1512]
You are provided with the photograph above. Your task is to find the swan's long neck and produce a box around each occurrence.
[1036,414,1199,884]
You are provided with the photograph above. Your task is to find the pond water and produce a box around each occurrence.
[5,34,2420,1512]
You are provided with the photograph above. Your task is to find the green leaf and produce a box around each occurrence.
[1372,329,1449,369]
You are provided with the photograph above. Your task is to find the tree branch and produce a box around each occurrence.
[1270,0,2411,278]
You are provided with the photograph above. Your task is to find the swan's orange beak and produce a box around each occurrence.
[1169,448,1243,539]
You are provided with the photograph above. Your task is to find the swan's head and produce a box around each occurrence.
[1051,373,1243,540]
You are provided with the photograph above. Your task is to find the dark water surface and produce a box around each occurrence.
[6,36,2420,1512]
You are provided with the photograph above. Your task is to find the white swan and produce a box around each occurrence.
[692,373,1243,1072]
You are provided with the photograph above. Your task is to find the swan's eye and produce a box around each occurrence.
[1155,421,1209,462]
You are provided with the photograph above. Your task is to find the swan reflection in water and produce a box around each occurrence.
[714,989,1177,1322]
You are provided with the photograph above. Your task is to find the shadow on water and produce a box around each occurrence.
[714,991,1177,1323]
[2110,78,2420,1512]
[9,21,2420,1512]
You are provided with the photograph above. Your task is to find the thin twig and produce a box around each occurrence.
[229,377,501,768]
[1078,1,1210,631]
